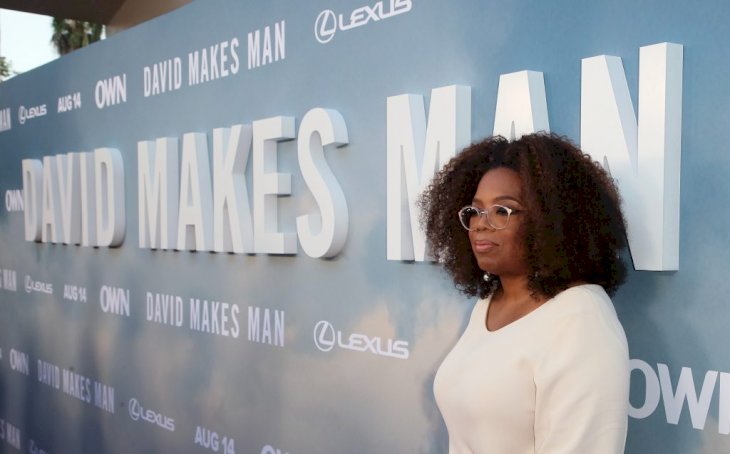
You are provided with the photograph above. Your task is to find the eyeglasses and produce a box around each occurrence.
[457,205,521,231]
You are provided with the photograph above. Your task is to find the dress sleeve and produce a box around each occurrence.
[533,297,630,454]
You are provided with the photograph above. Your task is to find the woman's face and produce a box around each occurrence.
[468,167,528,278]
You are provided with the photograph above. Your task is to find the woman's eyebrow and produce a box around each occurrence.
[494,195,523,204]
[472,195,523,204]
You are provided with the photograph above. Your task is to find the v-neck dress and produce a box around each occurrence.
[433,284,629,453]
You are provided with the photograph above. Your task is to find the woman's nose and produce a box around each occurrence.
[474,213,494,231]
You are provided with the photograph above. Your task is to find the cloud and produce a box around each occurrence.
[270,297,465,453]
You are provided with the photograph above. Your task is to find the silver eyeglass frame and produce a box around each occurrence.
[457,204,520,231]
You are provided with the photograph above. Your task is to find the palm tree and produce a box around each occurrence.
[51,18,104,56]
[0,19,12,81]
[0,56,11,81]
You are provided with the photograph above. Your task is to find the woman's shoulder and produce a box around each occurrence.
[545,283,627,346]
[549,283,614,315]
[540,284,622,332]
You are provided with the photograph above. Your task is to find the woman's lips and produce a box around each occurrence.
[473,239,497,253]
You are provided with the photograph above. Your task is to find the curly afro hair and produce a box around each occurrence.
[419,133,628,299]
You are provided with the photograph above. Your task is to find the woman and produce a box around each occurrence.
[422,133,630,453]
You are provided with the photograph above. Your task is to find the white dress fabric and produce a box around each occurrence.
[433,284,629,454]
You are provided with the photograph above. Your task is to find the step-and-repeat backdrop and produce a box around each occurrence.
[1,0,729,452]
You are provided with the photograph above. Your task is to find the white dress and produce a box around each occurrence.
[433,284,629,454]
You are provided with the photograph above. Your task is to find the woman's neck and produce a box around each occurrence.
[497,275,530,299]
[495,274,545,305]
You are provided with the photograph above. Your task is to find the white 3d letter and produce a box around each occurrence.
[80,152,97,246]
[94,148,125,247]
[138,137,179,249]
[581,42,683,270]
[22,159,42,242]
[177,133,213,251]
[56,152,82,245]
[386,85,471,261]
[296,108,349,258]
[493,70,549,138]
[41,156,60,243]
[252,116,296,254]
[212,124,254,253]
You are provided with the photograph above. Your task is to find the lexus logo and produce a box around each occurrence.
[128,398,142,421]
[314,9,337,44]
[313,320,336,352]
